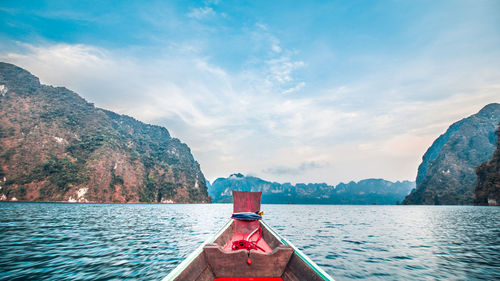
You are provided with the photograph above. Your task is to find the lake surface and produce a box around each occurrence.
[0,203,498,280]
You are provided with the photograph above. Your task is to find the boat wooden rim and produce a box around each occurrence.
[163,219,335,281]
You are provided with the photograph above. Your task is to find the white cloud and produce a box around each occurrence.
[266,56,304,84]
[1,37,498,185]
[271,44,282,53]
[263,161,330,175]
[187,7,216,19]
[282,81,306,95]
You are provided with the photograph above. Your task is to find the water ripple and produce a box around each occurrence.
[0,203,499,280]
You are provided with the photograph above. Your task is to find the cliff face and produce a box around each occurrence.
[209,173,414,204]
[474,123,500,206]
[403,103,500,205]
[0,62,210,203]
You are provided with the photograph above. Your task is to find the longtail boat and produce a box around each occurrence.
[163,191,335,281]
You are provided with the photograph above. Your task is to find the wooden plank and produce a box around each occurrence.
[204,244,293,278]
[282,253,325,281]
[213,221,235,247]
[260,222,281,249]
[233,191,262,213]
[172,250,211,281]
[235,219,261,234]
[281,268,300,281]
[198,266,216,281]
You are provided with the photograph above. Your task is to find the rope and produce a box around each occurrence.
[231,227,265,252]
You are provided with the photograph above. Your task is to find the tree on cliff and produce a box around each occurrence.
[474,123,500,206]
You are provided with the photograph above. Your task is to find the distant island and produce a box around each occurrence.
[209,174,415,205]
[0,62,210,203]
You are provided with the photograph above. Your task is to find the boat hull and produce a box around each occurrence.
[163,220,334,281]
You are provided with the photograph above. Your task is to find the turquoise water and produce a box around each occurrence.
[0,203,498,280]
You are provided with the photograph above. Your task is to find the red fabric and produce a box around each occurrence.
[215,277,283,281]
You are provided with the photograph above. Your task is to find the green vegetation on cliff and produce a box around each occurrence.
[0,62,210,203]
[474,123,500,206]
[403,103,500,205]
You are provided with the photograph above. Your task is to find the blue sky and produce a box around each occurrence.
[1,0,499,184]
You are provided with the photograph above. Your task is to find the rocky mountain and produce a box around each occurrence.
[209,173,414,204]
[0,62,210,203]
[403,103,500,205]
[474,123,500,206]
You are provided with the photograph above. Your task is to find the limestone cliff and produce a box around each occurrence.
[0,62,210,203]
[474,123,500,206]
[403,103,500,205]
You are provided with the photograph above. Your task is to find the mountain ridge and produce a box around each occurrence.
[209,173,414,204]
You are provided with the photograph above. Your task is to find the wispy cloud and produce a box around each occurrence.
[263,161,330,175]
[282,81,305,95]
[266,56,304,84]
[246,23,306,95]
[187,7,216,19]
[2,38,499,185]
[1,0,499,185]
[1,39,498,185]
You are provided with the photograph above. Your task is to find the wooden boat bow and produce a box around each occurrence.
[163,191,335,281]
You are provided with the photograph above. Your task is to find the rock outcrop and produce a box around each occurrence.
[474,123,500,206]
[0,62,210,203]
[403,103,500,205]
